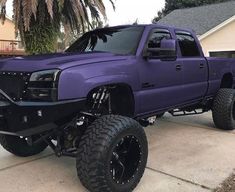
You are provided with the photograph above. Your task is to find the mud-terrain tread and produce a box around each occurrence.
[212,88,235,130]
[76,115,148,192]
[0,135,48,157]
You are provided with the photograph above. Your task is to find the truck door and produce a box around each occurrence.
[138,29,185,113]
[175,31,208,102]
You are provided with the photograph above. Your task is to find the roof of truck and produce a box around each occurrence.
[157,1,235,35]
[106,24,194,33]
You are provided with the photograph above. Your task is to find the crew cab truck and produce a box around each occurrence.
[0,24,235,192]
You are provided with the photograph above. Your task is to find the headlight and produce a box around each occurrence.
[30,69,60,82]
[27,69,60,102]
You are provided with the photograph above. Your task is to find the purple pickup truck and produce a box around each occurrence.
[0,24,235,192]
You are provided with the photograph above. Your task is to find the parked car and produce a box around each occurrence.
[0,24,235,192]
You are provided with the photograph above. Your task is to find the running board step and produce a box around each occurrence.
[169,109,205,117]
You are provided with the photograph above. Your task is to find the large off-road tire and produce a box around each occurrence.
[0,135,48,157]
[212,88,235,130]
[77,115,148,192]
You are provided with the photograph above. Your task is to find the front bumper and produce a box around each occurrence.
[0,89,86,137]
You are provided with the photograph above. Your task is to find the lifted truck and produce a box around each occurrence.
[0,24,235,192]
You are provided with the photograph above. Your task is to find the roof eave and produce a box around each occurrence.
[199,15,235,41]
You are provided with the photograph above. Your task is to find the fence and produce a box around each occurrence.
[0,40,26,57]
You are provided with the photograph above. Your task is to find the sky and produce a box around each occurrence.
[103,0,165,25]
[6,0,165,25]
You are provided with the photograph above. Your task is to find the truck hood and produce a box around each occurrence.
[0,52,128,72]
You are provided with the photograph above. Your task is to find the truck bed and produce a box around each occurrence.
[206,57,235,97]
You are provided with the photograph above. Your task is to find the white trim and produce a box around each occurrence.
[199,15,235,40]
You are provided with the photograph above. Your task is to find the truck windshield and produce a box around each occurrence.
[66,26,144,55]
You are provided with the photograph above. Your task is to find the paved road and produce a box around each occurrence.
[0,112,234,192]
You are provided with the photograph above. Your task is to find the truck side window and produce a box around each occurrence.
[176,33,200,57]
[148,31,171,48]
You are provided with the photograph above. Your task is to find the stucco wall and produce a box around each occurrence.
[200,20,235,57]
[0,18,16,40]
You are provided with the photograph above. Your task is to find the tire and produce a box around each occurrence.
[77,115,148,192]
[156,112,165,118]
[0,135,48,157]
[212,88,235,130]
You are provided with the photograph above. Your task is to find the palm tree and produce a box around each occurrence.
[0,0,115,54]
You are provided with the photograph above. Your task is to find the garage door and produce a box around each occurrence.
[209,51,235,58]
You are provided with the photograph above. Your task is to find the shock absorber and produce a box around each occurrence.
[91,87,110,113]
[97,87,107,109]
[92,88,103,109]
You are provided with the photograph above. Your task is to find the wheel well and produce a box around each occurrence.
[220,73,233,88]
[87,84,135,117]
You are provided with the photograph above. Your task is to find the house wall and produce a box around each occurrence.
[0,18,16,40]
[0,18,25,56]
[200,20,235,57]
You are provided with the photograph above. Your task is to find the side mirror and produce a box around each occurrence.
[144,39,177,60]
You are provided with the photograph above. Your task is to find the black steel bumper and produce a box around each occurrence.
[0,90,86,137]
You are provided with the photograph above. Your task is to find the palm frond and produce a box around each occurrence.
[92,0,106,18]
[0,0,7,21]
[22,0,34,31]
[14,0,37,33]
[62,0,81,32]
[13,0,20,32]
[108,0,115,10]
[74,0,86,21]
[2,0,114,32]
[0,0,7,6]
[31,0,38,19]
[1,0,115,55]
[62,0,91,33]
[45,0,53,18]
[88,3,100,21]
[80,0,92,29]
[37,0,46,24]
[13,0,25,44]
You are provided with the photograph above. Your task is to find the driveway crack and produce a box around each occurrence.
[0,153,53,172]
[146,166,213,191]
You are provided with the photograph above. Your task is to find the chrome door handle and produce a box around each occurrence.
[199,64,204,69]
[176,65,182,71]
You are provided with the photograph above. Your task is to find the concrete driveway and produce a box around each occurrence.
[0,112,235,192]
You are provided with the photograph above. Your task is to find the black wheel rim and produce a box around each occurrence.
[110,135,142,184]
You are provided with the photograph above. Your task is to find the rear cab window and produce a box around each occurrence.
[175,31,201,57]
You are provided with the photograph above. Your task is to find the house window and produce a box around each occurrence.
[209,51,235,58]
[176,32,200,57]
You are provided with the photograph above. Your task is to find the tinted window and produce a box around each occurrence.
[66,26,144,55]
[176,33,200,57]
[148,31,171,48]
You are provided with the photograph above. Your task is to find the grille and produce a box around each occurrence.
[0,72,31,101]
